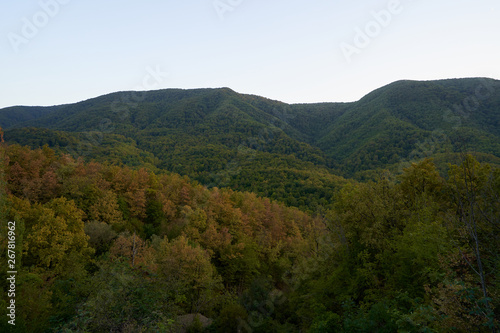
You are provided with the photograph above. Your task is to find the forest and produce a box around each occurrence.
[0,144,498,332]
[0,78,499,332]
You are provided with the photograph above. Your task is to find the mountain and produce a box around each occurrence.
[2,78,499,332]
[313,79,500,175]
[1,88,344,211]
[1,77,499,208]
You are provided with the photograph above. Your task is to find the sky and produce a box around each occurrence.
[1,0,499,109]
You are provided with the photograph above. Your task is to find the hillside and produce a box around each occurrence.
[1,79,499,331]
[1,88,344,211]
[314,79,500,175]
[1,144,498,332]
[1,78,499,208]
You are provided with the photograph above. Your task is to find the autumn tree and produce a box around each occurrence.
[109,233,156,271]
[155,235,223,314]
[8,196,93,276]
[87,190,124,227]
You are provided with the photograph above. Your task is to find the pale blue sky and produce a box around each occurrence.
[1,0,499,108]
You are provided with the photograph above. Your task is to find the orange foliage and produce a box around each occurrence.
[109,233,156,271]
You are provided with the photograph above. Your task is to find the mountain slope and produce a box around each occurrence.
[1,77,499,207]
[1,88,343,211]
[0,105,57,128]
[314,78,500,175]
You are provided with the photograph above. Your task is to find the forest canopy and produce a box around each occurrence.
[0,144,498,332]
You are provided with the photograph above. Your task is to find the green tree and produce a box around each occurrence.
[446,155,499,330]
[155,235,223,314]
[8,196,93,276]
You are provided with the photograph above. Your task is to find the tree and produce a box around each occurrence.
[87,190,124,227]
[447,155,499,331]
[398,158,443,207]
[155,235,223,313]
[109,233,156,270]
[8,196,93,276]
[58,257,177,332]
[84,221,117,256]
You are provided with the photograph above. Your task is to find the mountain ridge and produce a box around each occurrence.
[1,77,499,209]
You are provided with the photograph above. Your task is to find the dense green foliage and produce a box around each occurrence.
[0,145,499,332]
[0,78,499,331]
[2,78,499,210]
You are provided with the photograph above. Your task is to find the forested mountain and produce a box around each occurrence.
[0,144,498,332]
[1,88,343,211]
[1,78,499,209]
[314,79,500,175]
[0,78,499,331]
